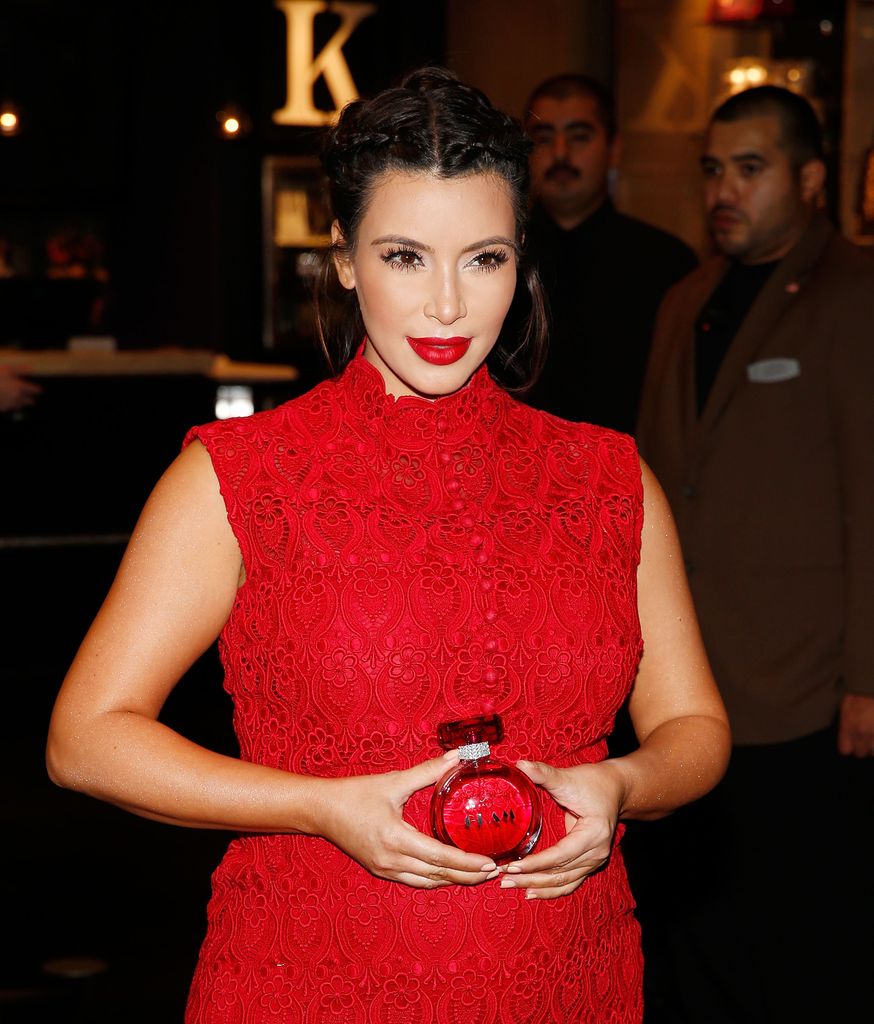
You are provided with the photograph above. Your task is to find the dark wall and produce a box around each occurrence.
[0,0,445,356]
[768,1,846,222]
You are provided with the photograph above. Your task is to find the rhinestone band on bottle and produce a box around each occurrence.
[458,741,490,761]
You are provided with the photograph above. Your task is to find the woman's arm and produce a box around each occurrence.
[46,439,309,830]
[601,457,731,819]
[504,459,731,897]
[47,441,499,887]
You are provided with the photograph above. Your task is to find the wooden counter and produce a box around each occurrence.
[0,346,298,382]
[1,347,304,545]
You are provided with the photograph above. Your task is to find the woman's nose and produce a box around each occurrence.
[425,269,467,326]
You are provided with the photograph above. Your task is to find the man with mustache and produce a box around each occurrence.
[634,85,874,1023]
[522,73,697,432]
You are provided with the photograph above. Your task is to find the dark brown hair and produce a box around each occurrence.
[712,85,825,170]
[524,73,616,140]
[315,66,547,393]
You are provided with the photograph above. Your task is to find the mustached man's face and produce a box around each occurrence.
[526,94,618,230]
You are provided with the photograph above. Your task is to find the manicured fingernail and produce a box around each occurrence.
[485,869,501,880]
[500,878,516,889]
[480,861,496,872]
[506,864,522,874]
[525,891,538,900]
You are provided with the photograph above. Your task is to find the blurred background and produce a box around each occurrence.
[1,0,870,1019]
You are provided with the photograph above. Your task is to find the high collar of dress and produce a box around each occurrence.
[338,347,506,447]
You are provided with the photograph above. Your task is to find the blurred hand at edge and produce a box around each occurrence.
[838,693,874,758]
[0,366,42,412]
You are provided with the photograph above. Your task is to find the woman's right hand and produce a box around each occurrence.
[314,751,501,888]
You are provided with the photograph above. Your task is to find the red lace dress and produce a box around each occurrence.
[183,354,644,1023]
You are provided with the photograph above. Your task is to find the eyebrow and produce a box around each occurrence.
[700,151,767,166]
[370,234,519,255]
[527,118,597,134]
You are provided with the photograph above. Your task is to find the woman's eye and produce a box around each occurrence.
[470,249,509,272]
[381,248,422,270]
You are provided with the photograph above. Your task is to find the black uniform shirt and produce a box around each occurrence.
[524,199,698,433]
[694,259,779,414]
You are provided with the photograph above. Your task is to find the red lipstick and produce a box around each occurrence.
[406,337,472,366]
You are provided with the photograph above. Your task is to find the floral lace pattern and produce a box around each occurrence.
[183,355,644,1023]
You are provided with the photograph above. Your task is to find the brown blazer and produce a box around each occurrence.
[637,214,874,744]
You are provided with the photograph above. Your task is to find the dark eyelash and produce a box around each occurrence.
[380,247,421,264]
[378,246,511,271]
[474,249,510,268]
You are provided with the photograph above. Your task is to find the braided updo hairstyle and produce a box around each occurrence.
[316,66,547,392]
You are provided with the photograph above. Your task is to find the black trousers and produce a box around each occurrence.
[621,725,874,1024]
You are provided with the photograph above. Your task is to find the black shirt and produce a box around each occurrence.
[524,199,698,433]
[694,259,779,414]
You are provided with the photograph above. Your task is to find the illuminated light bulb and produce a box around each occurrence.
[216,105,249,140]
[0,107,20,135]
[819,20,833,36]
[746,65,767,85]
[787,67,802,83]
[728,68,747,86]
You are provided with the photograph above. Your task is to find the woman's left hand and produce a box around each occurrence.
[497,758,627,899]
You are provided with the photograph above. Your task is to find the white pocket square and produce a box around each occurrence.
[747,358,800,383]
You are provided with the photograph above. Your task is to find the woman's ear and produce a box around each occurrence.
[331,221,356,290]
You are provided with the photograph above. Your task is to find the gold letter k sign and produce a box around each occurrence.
[273,1,376,126]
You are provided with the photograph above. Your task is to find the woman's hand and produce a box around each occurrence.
[497,759,626,900]
[314,751,502,889]
[0,366,41,412]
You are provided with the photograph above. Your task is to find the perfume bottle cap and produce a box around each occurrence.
[437,713,504,751]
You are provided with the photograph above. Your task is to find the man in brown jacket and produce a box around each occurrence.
[633,86,874,1023]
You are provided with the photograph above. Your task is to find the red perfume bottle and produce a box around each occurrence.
[430,713,542,863]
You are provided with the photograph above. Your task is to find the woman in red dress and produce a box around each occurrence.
[48,69,729,1022]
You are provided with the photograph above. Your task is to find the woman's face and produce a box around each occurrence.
[333,170,518,399]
